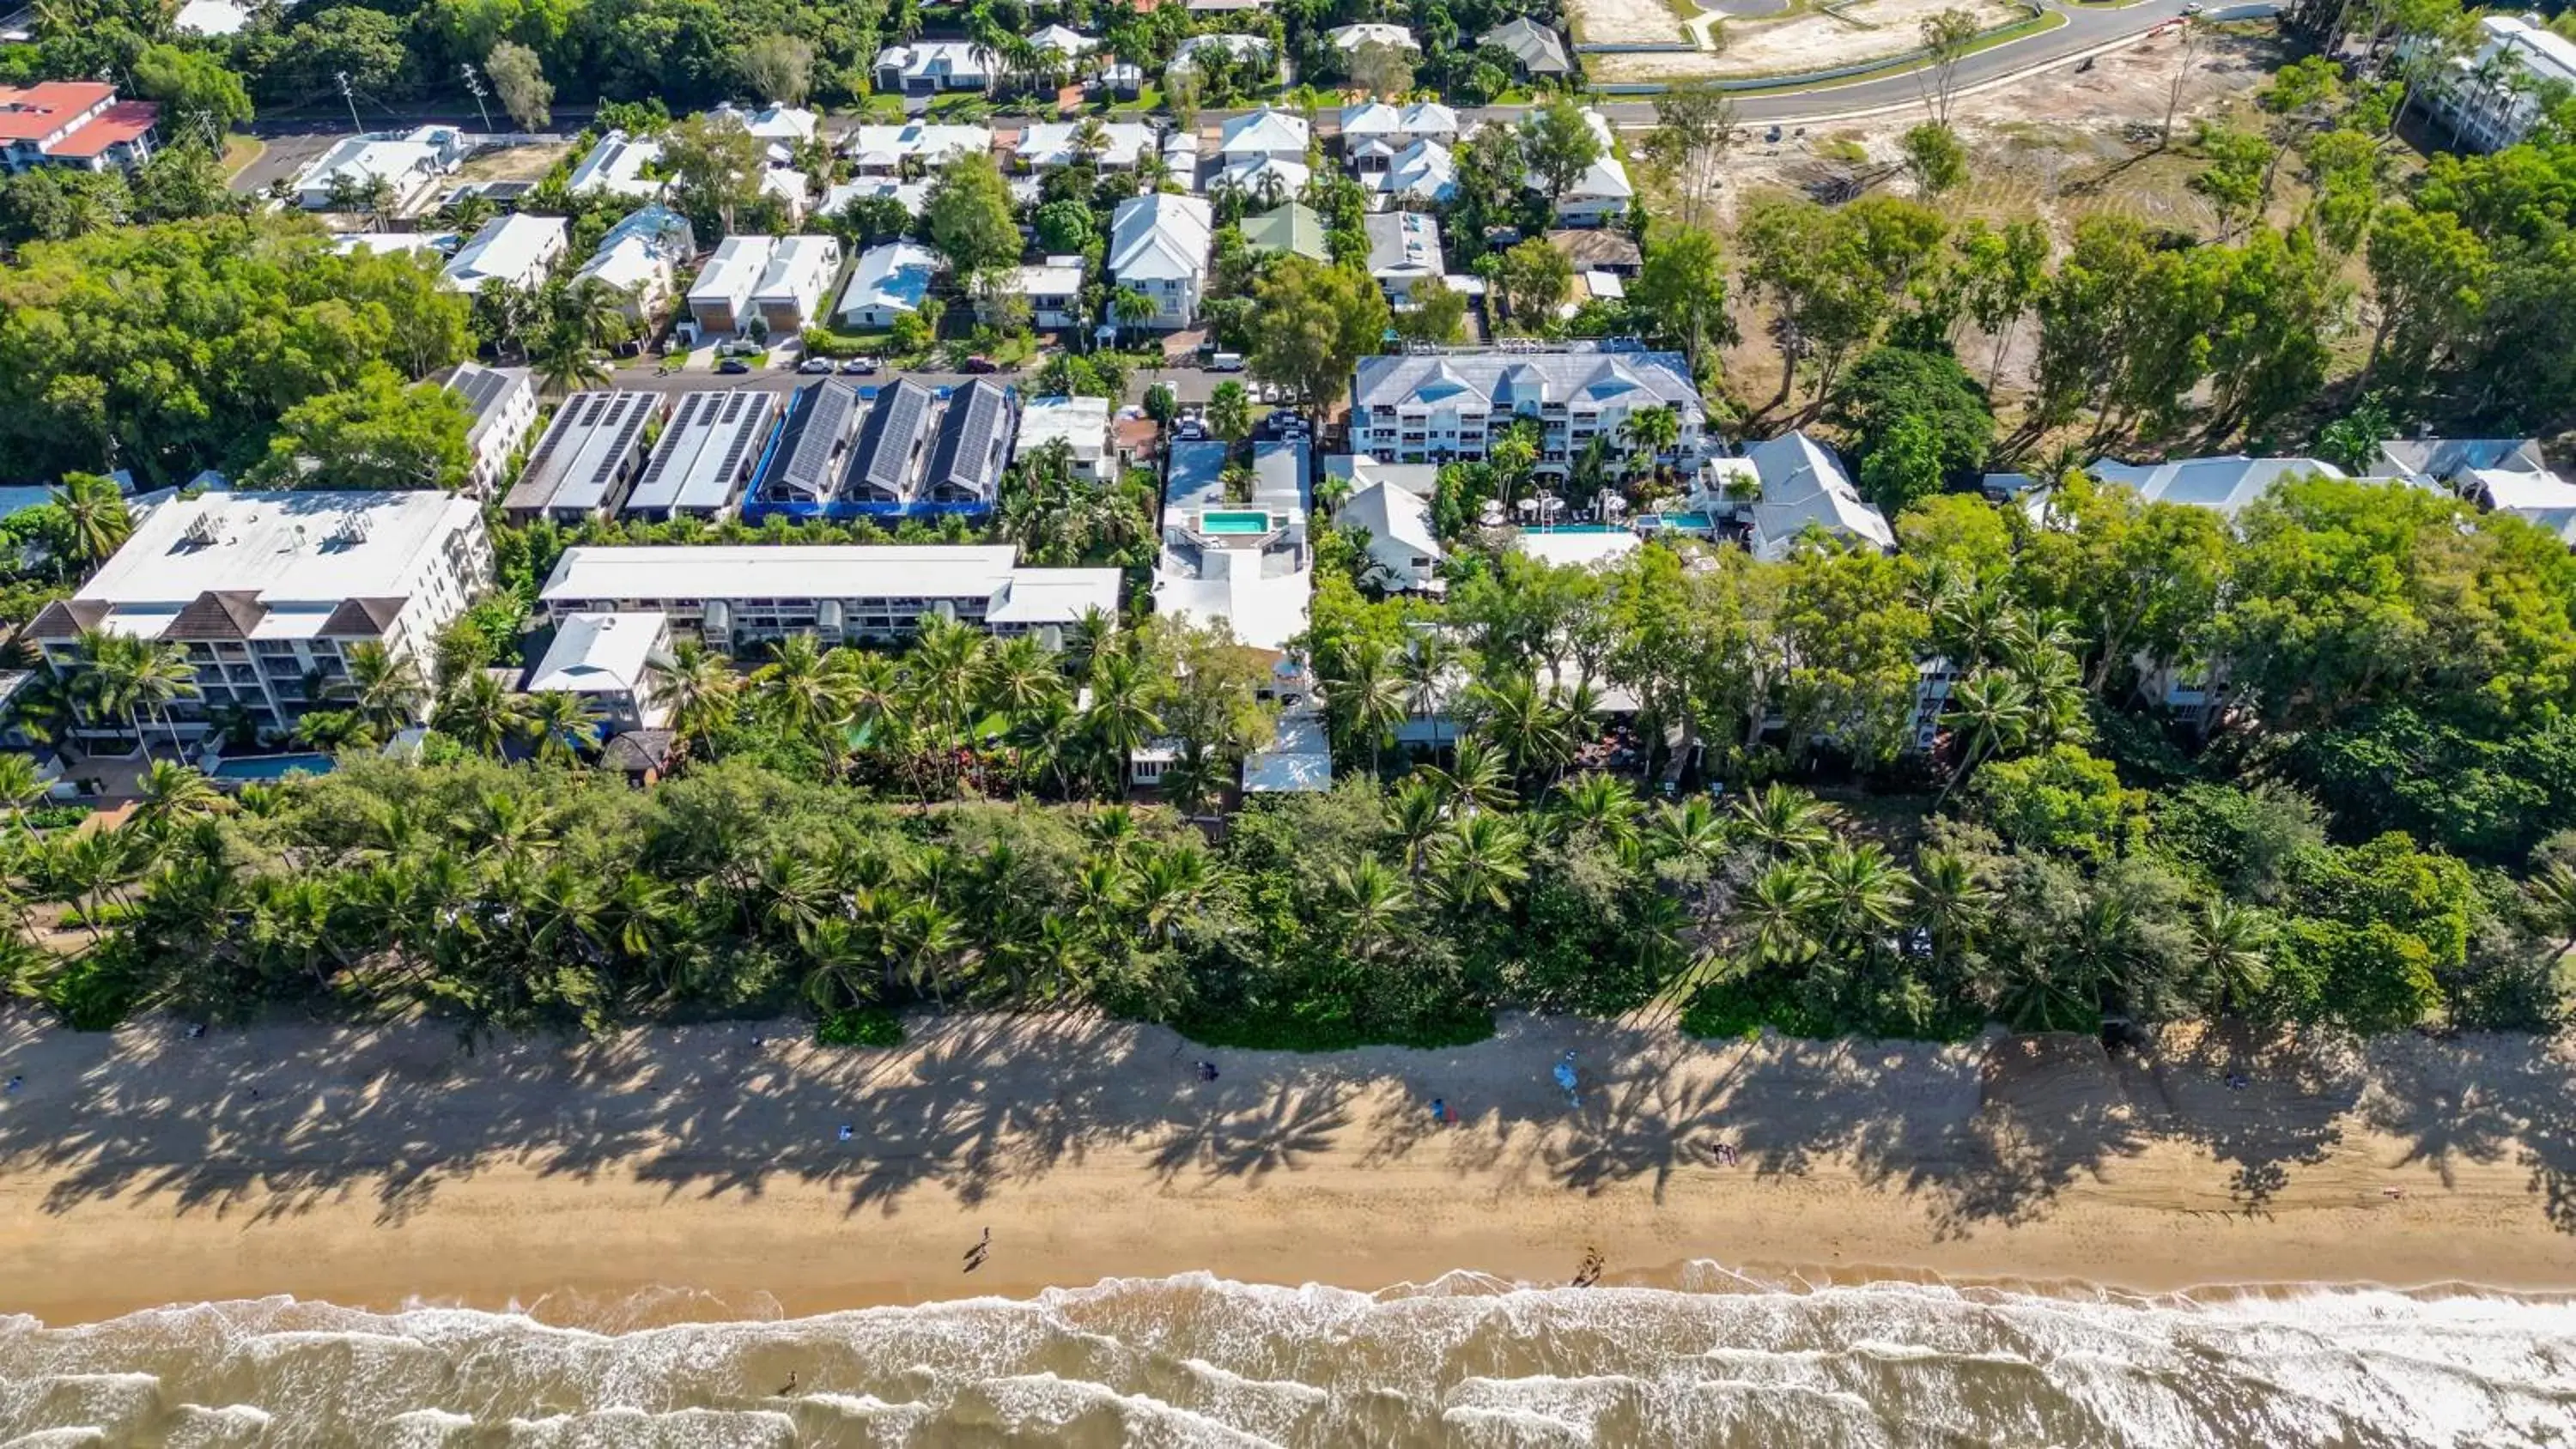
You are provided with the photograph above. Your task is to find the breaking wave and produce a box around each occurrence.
[1,1270,2570,1446]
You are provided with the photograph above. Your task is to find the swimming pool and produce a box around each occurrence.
[208,753,335,783]
[1200,510,1275,536]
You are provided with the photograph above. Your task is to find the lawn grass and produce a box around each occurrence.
[220,134,264,180]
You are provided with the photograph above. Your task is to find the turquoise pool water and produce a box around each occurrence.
[209,753,334,782]
[1200,511,1274,536]
[1536,524,1631,535]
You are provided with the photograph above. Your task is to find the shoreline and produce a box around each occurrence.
[3,1009,2574,1329]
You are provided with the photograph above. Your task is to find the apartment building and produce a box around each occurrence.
[741,379,1017,520]
[0,81,156,174]
[27,491,491,741]
[537,544,1120,652]
[1348,348,1704,474]
[440,361,539,497]
[623,389,780,520]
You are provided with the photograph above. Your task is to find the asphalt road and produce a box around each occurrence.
[604,359,1230,406]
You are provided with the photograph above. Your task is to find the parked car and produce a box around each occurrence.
[716,358,751,374]
[796,357,835,374]
[841,356,881,374]
[1209,351,1246,372]
[1174,420,1207,440]
[960,355,1000,374]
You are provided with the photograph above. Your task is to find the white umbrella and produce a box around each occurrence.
[1537,494,1564,516]
[1600,494,1628,517]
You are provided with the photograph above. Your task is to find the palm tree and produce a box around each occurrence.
[435,670,532,757]
[1327,853,1410,959]
[1161,742,1229,817]
[1206,380,1253,442]
[334,642,428,743]
[523,690,605,765]
[134,761,223,831]
[1425,812,1528,914]
[1810,841,1912,955]
[1935,669,2035,807]
[1322,639,1409,775]
[1911,848,1994,967]
[1070,115,1112,164]
[2189,898,2275,1016]
[2524,860,2576,962]
[1649,796,1727,870]
[1730,783,1830,859]
[1471,675,1571,787]
[981,634,1065,725]
[562,278,633,352]
[1061,607,1119,684]
[1553,773,1641,852]
[752,634,860,741]
[0,751,46,834]
[1110,286,1158,343]
[1388,773,1445,875]
[1619,404,1681,478]
[531,323,612,397]
[52,472,131,570]
[1132,840,1219,944]
[1738,860,1821,966]
[756,847,835,946]
[44,827,135,942]
[1427,735,1516,815]
[1081,649,1164,797]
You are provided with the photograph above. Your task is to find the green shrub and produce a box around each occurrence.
[23,803,92,831]
[815,1005,903,1047]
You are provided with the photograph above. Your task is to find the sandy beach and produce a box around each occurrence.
[2,1008,2573,1328]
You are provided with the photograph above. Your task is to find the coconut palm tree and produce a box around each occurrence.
[1321,639,1410,775]
[1619,404,1681,478]
[333,642,428,743]
[1060,607,1119,685]
[531,322,612,397]
[0,752,44,834]
[1553,773,1641,853]
[646,640,739,762]
[1132,840,1220,944]
[52,472,131,570]
[44,827,136,942]
[1470,674,1571,787]
[435,670,532,757]
[1935,669,2035,807]
[1649,796,1727,870]
[1081,649,1165,797]
[1328,852,1410,958]
[1729,783,1830,860]
[134,761,223,831]
[1426,734,1516,815]
[522,690,605,766]
[1811,840,1912,956]
[1388,773,1446,875]
[1738,860,1821,966]
[751,634,860,739]
[2189,898,2275,1016]
[1160,742,1229,817]
[980,634,1066,726]
[1425,812,1528,914]
[1110,286,1159,343]
[1911,847,1994,967]
[1206,380,1253,442]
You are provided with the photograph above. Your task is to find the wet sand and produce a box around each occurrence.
[3,1009,2573,1326]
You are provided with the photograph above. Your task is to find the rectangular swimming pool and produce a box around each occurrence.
[208,753,335,783]
[1200,510,1275,536]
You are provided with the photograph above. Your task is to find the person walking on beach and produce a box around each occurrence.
[964,1226,991,1261]
[1552,1052,1580,1109]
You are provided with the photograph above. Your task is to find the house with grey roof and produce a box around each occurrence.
[747,379,864,515]
[1350,348,1702,476]
[1697,431,1894,561]
[1364,211,1445,305]
[1484,17,1571,76]
[844,379,939,508]
[2079,454,2356,519]
[524,610,671,733]
[920,380,1017,507]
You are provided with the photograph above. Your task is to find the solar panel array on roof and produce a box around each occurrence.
[922,380,1016,504]
[625,389,780,518]
[754,380,862,505]
[506,391,662,518]
[846,380,937,504]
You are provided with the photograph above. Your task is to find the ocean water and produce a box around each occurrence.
[1,1271,2572,1447]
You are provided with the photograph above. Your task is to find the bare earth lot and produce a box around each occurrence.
[1589,0,2026,80]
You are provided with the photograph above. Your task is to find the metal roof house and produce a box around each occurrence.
[440,361,538,498]
[920,380,1017,507]
[746,379,865,514]
[842,379,940,509]
[684,235,776,338]
[623,389,780,521]
[503,391,666,523]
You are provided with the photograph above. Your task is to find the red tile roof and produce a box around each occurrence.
[40,100,157,159]
[0,81,115,142]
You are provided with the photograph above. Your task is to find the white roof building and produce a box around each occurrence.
[2083,455,2352,518]
[712,102,818,164]
[574,204,693,312]
[1153,440,1312,652]
[1030,24,1097,56]
[822,177,931,220]
[1527,109,1632,224]
[1340,100,1457,145]
[1364,137,1457,206]
[172,0,253,36]
[525,610,672,731]
[1109,192,1216,327]
[440,213,567,294]
[506,391,666,521]
[875,40,996,94]
[292,125,465,211]
[625,390,780,520]
[568,130,665,201]
[1514,529,1639,568]
[2426,14,2576,152]
[1218,106,1309,161]
[1015,395,1117,482]
[836,239,945,328]
[687,234,777,335]
[441,361,538,497]
[331,232,451,258]
[1242,711,1333,793]
[1364,211,1444,300]
[1015,119,1156,170]
[1214,153,1309,197]
[1328,21,1419,50]
[750,233,840,332]
[1334,472,1443,593]
[538,545,1121,646]
[2468,466,2576,540]
[846,123,993,173]
[1722,432,1894,561]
